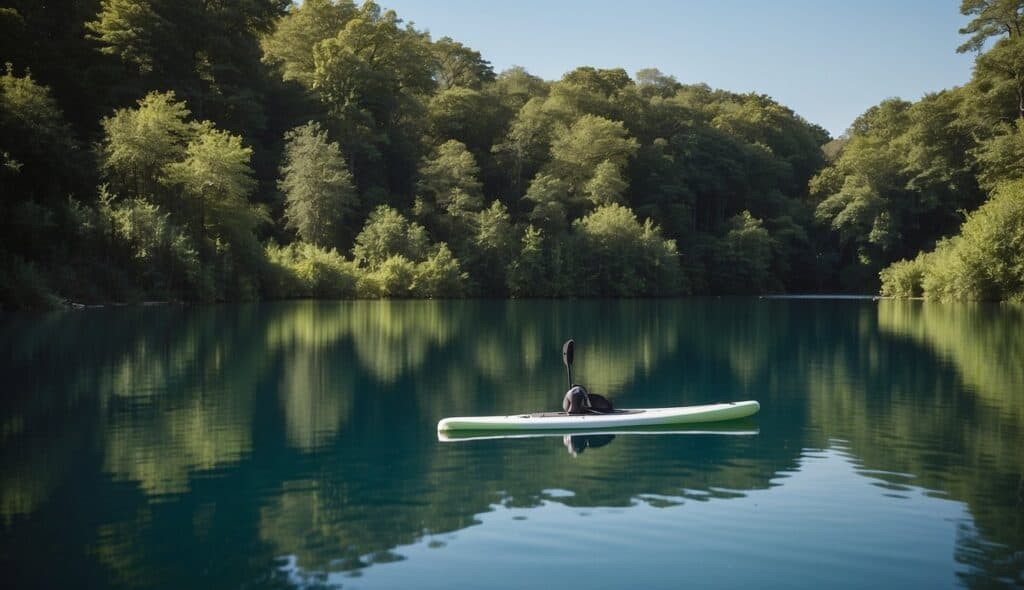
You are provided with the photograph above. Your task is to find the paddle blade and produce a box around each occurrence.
[562,339,574,367]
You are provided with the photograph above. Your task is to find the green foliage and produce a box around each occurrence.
[524,173,572,234]
[413,244,467,297]
[87,0,165,74]
[465,201,518,295]
[948,180,1024,299]
[279,122,358,248]
[879,254,928,298]
[708,93,827,190]
[957,0,1024,54]
[14,0,1024,305]
[426,87,505,156]
[710,211,775,294]
[507,225,566,297]
[635,68,681,99]
[352,206,430,269]
[264,241,358,298]
[0,64,76,166]
[99,91,193,200]
[432,37,495,90]
[976,120,1024,190]
[311,0,434,189]
[492,97,559,195]
[106,195,201,296]
[880,180,1024,301]
[547,114,639,195]
[584,160,629,207]
[360,255,417,297]
[416,140,483,214]
[810,91,984,289]
[0,65,84,213]
[973,36,1024,122]
[261,0,356,87]
[164,127,266,257]
[88,0,287,132]
[572,204,683,296]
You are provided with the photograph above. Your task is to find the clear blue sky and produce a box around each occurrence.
[379,0,976,137]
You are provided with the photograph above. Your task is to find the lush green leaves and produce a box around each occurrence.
[261,0,356,87]
[573,204,683,296]
[432,37,495,90]
[352,205,430,269]
[15,0,1024,306]
[279,121,357,248]
[547,114,639,194]
[100,91,193,199]
[881,179,1024,300]
[957,0,1024,54]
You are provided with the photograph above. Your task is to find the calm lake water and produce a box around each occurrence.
[1,299,1022,589]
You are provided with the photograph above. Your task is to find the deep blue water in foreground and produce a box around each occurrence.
[1,299,1022,589]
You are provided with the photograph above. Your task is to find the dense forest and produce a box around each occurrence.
[1,0,1022,309]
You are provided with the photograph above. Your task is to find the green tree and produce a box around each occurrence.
[880,179,1024,301]
[431,37,495,90]
[426,87,505,155]
[310,1,434,194]
[89,0,287,131]
[0,65,87,308]
[416,140,483,213]
[507,225,563,297]
[635,68,681,99]
[361,254,417,297]
[957,0,1024,54]
[465,200,517,295]
[103,195,200,295]
[810,99,913,286]
[492,97,560,195]
[523,173,572,234]
[278,122,358,248]
[573,203,682,296]
[561,67,633,96]
[973,36,1024,120]
[491,66,548,113]
[708,93,827,193]
[546,114,638,197]
[352,205,430,269]
[86,0,167,75]
[164,126,267,295]
[99,91,194,201]
[263,241,358,298]
[0,64,80,196]
[711,211,775,294]
[583,160,628,206]
[261,0,356,87]
[413,243,467,297]
[976,120,1024,189]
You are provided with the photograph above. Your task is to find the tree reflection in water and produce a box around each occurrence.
[0,299,1020,588]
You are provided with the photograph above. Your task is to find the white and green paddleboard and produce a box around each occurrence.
[437,400,760,433]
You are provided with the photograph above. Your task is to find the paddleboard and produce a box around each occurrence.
[437,400,760,432]
[438,423,759,442]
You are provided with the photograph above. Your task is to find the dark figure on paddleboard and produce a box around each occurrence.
[561,339,615,414]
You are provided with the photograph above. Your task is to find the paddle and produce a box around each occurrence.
[562,339,574,388]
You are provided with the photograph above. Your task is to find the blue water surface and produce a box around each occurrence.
[0,299,1021,589]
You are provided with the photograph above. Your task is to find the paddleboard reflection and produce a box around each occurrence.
[437,423,759,456]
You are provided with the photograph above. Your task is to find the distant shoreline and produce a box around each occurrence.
[758,294,880,301]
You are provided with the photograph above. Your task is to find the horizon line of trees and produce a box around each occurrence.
[2,0,1023,310]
